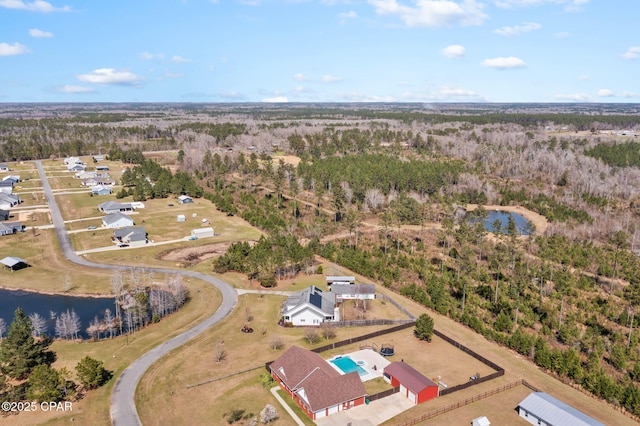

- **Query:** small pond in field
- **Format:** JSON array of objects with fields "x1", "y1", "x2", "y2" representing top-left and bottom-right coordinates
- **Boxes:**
[
  {"x1": 471, "y1": 210, "x2": 532, "y2": 235},
  {"x1": 0, "y1": 288, "x2": 113, "y2": 339}
]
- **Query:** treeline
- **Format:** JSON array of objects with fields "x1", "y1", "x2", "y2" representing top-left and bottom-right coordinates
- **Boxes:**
[
  {"x1": 500, "y1": 188, "x2": 592, "y2": 224},
  {"x1": 297, "y1": 154, "x2": 462, "y2": 200},
  {"x1": 586, "y1": 141, "x2": 640, "y2": 168},
  {"x1": 214, "y1": 235, "x2": 314, "y2": 287},
  {"x1": 119, "y1": 158, "x2": 203, "y2": 200},
  {"x1": 0, "y1": 309, "x2": 111, "y2": 406}
]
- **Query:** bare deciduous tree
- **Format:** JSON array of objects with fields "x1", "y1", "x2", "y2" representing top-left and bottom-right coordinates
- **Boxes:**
[
  {"x1": 215, "y1": 341, "x2": 227, "y2": 363},
  {"x1": 319, "y1": 323, "x2": 336, "y2": 340},
  {"x1": 29, "y1": 312, "x2": 47, "y2": 337},
  {"x1": 270, "y1": 336, "x2": 284, "y2": 350},
  {"x1": 304, "y1": 329, "x2": 320, "y2": 344}
]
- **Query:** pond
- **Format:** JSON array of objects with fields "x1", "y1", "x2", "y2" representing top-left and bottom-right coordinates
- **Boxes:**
[
  {"x1": 473, "y1": 210, "x2": 533, "y2": 235},
  {"x1": 0, "y1": 288, "x2": 114, "y2": 339}
]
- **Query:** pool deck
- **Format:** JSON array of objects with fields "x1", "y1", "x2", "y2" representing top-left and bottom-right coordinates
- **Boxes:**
[{"x1": 327, "y1": 349, "x2": 391, "y2": 382}]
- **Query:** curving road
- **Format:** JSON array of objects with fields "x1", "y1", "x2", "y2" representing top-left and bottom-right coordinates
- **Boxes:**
[{"x1": 36, "y1": 161, "x2": 238, "y2": 426}]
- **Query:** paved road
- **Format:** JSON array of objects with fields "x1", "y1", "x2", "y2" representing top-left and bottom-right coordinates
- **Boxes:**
[{"x1": 36, "y1": 161, "x2": 239, "y2": 426}]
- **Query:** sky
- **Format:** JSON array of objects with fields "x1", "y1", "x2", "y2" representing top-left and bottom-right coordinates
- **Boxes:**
[{"x1": 0, "y1": 0, "x2": 638, "y2": 103}]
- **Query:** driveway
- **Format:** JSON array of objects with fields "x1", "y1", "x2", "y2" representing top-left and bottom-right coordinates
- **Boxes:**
[
  {"x1": 314, "y1": 393, "x2": 415, "y2": 426},
  {"x1": 36, "y1": 161, "x2": 239, "y2": 426}
]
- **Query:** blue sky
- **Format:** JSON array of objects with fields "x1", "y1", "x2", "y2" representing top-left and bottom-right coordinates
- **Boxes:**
[{"x1": 0, "y1": 0, "x2": 638, "y2": 103}]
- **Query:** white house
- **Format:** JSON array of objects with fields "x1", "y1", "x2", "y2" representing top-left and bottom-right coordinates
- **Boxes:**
[
  {"x1": 102, "y1": 212, "x2": 134, "y2": 229},
  {"x1": 67, "y1": 163, "x2": 86, "y2": 172},
  {"x1": 190, "y1": 227, "x2": 214, "y2": 239},
  {"x1": 330, "y1": 283, "x2": 375, "y2": 302},
  {"x1": 517, "y1": 392, "x2": 604, "y2": 426},
  {"x1": 0, "y1": 181, "x2": 13, "y2": 194},
  {"x1": 64, "y1": 156, "x2": 83, "y2": 165},
  {"x1": 0, "y1": 164, "x2": 9, "y2": 172},
  {"x1": 471, "y1": 416, "x2": 490, "y2": 426},
  {"x1": 0, "y1": 193, "x2": 21, "y2": 207},
  {"x1": 2, "y1": 175, "x2": 20, "y2": 184},
  {"x1": 282, "y1": 286, "x2": 338, "y2": 326}
]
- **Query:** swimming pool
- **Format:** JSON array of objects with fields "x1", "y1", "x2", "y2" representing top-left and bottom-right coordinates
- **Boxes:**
[{"x1": 330, "y1": 356, "x2": 367, "y2": 376}]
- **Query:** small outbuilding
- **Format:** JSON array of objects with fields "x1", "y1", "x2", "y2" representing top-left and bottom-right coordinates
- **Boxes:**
[
  {"x1": 471, "y1": 416, "x2": 490, "y2": 426},
  {"x1": 1, "y1": 256, "x2": 30, "y2": 271},
  {"x1": 325, "y1": 275, "x2": 356, "y2": 287},
  {"x1": 383, "y1": 361, "x2": 439, "y2": 404},
  {"x1": 0, "y1": 209, "x2": 9, "y2": 221},
  {"x1": 0, "y1": 164, "x2": 9, "y2": 172},
  {"x1": 517, "y1": 392, "x2": 604, "y2": 426},
  {"x1": 177, "y1": 214, "x2": 186, "y2": 222},
  {"x1": 191, "y1": 227, "x2": 214, "y2": 239},
  {"x1": 331, "y1": 283, "x2": 376, "y2": 301},
  {"x1": 178, "y1": 195, "x2": 193, "y2": 204}
]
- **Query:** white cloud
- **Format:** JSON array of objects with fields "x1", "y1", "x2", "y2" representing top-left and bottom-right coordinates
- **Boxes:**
[
  {"x1": 293, "y1": 73, "x2": 310, "y2": 82},
  {"x1": 0, "y1": 42, "x2": 29, "y2": 56},
  {"x1": 494, "y1": 22, "x2": 541, "y2": 36},
  {"x1": 597, "y1": 89, "x2": 614, "y2": 97},
  {"x1": 0, "y1": 0, "x2": 70, "y2": 12},
  {"x1": 171, "y1": 55, "x2": 191, "y2": 63},
  {"x1": 493, "y1": 0, "x2": 588, "y2": 11},
  {"x1": 29, "y1": 28, "x2": 53, "y2": 38},
  {"x1": 262, "y1": 96, "x2": 288, "y2": 102},
  {"x1": 577, "y1": 75, "x2": 590, "y2": 80},
  {"x1": 554, "y1": 31, "x2": 570, "y2": 39},
  {"x1": 56, "y1": 85, "x2": 94, "y2": 93},
  {"x1": 442, "y1": 44, "x2": 466, "y2": 58},
  {"x1": 368, "y1": 0, "x2": 487, "y2": 28},
  {"x1": 620, "y1": 91, "x2": 640, "y2": 99},
  {"x1": 140, "y1": 51, "x2": 164, "y2": 61},
  {"x1": 322, "y1": 74, "x2": 343, "y2": 83},
  {"x1": 77, "y1": 68, "x2": 142, "y2": 85},
  {"x1": 482, "y1": 56, "x2": 527, "y2": 69},
  {"x1": 554, "y1": 93, "x2": 591, "y2": 101},
  {"x1": 621, "y1": 46, "x2": 640, "y2": 60},
  {"x1": 338, "y1": 10, "x2": 357, "y2": 24}
]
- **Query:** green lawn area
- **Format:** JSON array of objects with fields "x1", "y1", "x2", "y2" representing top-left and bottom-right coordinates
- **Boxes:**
[{"x1": 364, "y1": 377, "x2": 393, "y2": 395}]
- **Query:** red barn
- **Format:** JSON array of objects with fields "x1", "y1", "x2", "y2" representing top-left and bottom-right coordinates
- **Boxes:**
[{"x1": 383, "y1": 361, "x2": 439, "y2": 404}]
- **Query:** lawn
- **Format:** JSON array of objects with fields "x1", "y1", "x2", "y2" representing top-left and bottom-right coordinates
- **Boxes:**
[
  {"x1": 9, "y1": 276, "x2": 222, "y2": 426},
  {"x1": 0, "y1": 229, "x2": 117, "y2": 295},
  {"x1": 135, "y1": 293, "x2": 392, "y2": 425}
]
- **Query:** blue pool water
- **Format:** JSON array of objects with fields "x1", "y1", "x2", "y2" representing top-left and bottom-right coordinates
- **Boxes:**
[{"x1": 330, "y1": 356, "x2": 367, "y2": 376}]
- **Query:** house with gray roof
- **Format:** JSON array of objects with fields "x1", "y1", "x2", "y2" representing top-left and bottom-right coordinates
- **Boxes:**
[
  {"x1": 2, "y1": 175, "x2": 20, "y2": 184},
  {"x1": 91, "y1": 184, "x2": 113, "y2": 196},
  {"x1": 0, "y1": 180, "x2": 13, "y2": 194},
  {"x1": 0, "y1": 193, "x2": 21, "y2": 207},
  {"x1": 102, "y1": 212, "x2": 134, "y2": 229},
  {"x1": 0, "y1": 222, "x2": 23, "y2": 236},
  {"x1": 113, "y1": 226, "x2": 147, "y2": 247},
  {"x1": 98, "y1": 201, "x2": 133, "y2": 214},
  {"x1": 0, "y1": 209, "x2": 9, "y2": 221},
  {"x1": 517, "y1": 392, "x2": 604, "y2": 426},
  {"x1": 0, "y1": 164, "x2": 8, "y2": 172},
  {"x1": 282, "y1": 286, "x2": 338, "y2": 326}
]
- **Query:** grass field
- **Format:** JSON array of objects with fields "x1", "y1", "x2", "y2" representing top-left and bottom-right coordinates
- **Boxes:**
[{"x1": 135, "y1": 293, "x2": 392, "y2": 425}]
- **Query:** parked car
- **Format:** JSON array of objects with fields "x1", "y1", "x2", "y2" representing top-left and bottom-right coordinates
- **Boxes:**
[
  {"x1": 168, "y1": 203, "x2": 174, "y2": 206},
  {"x1": 188, "y1": 236, "x2": 198, "y2": 241},
  {"x1": 87, "y1": 225, "x2": 97, "y2": 230},
  {"x1": 118, "y1": 243, "x2": 129, "y2": 248}
]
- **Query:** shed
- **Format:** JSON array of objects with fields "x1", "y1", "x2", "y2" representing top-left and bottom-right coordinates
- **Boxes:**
[
  {"x1": 177, "y1": 214, "x2": 186, "y2": 222},
  {"x1": 1, "y1": 256, "x2": 30, "y2": 271},
  {"x1": 517, "y1": 392, "x2": 604, "y2": 426},
  {"x1": 191, "y1": 227, "x2": 214, "y2": 238},
  {"x1": 383, "y1": 361, "x2": 439, "y2": 404},
  {"x1": 325, "y1": 275, "x2": 356, "y2": 287},
  {"x1": 178, "y1": 195, "x2": 193, "y2": 204},
  {"x1": 471, "y1": 416, "x2": 490, "y2": 426},
  {"x1": 96, "y1": 165, "x2": 109, "y2": 171},
  {"x1": 0, "y1": 164, "x2": 8, "y2": 172}
]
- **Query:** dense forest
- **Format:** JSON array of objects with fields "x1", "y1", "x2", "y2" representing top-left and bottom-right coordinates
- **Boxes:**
[{"x1": 2, "y1": 103, "x2": 640, "y2": 415}]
